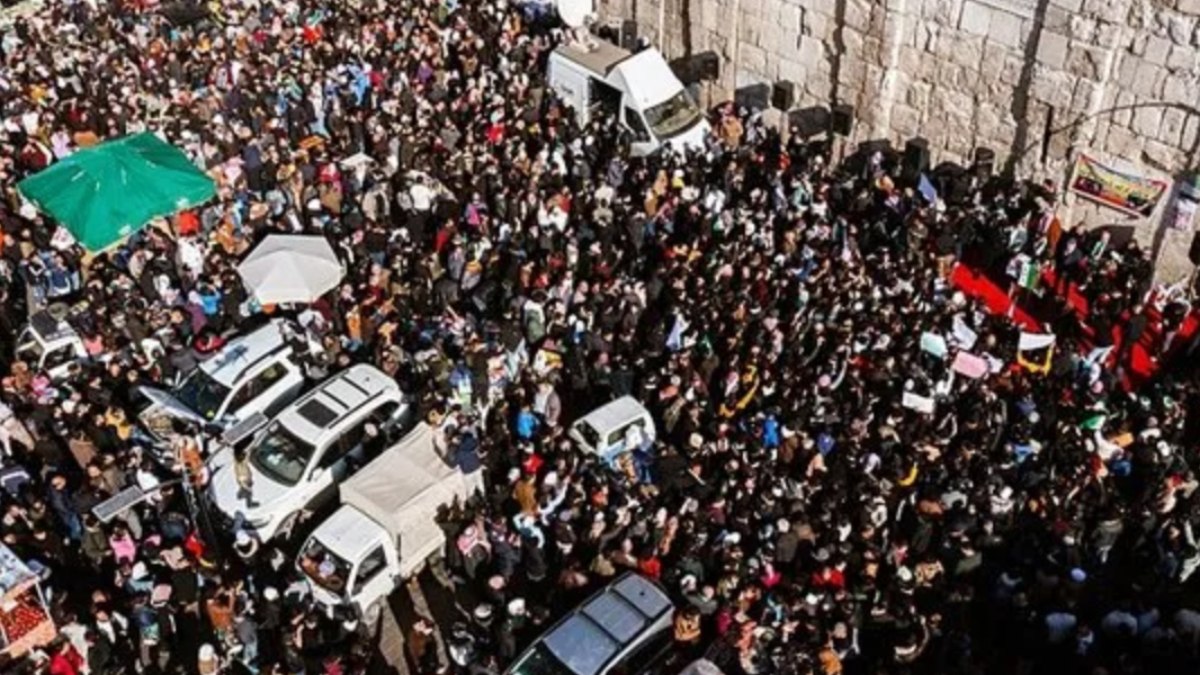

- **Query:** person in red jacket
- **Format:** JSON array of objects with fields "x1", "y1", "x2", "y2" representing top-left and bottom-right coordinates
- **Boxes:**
[{"x1": 48, "y1": 637, "x2": 84, "y2": 675}]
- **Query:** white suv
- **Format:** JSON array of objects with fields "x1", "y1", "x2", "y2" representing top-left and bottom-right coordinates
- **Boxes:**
[
  {"x1": 138, "y1": 320, "x2": 321, "y2": 452},
  {"x1": 206, "y1": 364, "x2": 414, "y2": 541}
]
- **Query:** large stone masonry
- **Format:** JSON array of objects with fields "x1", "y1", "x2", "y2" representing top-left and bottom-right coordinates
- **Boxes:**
[{"x1": 597, "y1": 0, "x2": 1200, "y2": 280}]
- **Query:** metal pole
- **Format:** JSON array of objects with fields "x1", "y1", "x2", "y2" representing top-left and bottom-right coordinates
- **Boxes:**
[{"x1": 657, "y1": 0, "x2": 665, "y2": 50}]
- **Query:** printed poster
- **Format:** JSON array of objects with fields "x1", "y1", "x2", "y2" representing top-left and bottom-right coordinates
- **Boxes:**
[{"x1": 1070, "y1": 154, "x2": 1168, "y2": 218}]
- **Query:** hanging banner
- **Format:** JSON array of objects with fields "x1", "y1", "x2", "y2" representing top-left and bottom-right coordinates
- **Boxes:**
[
  {"x1": 1070, "y1": 155, "x2": 1168, "y2": 218},
  {"x1": 1169, "y1": 175, "x2": 1200, "y2": 231}
]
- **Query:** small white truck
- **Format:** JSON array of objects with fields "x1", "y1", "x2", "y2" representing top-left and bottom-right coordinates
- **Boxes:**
[
  {"x1": 298, "y1": 423, "x2": 476, "y2": 621},
  {"x1": 547, "y1": 39, "x2": 709, "y2": 157}
]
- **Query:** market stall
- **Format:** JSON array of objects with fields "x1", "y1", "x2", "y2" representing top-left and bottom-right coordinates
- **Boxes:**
[{"x1": 0, "y1": 545, "x2": 54, "y2": 657}]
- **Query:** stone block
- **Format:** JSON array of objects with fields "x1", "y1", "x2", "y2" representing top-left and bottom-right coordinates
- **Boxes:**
[
  {"x1": 959, "y1": 1, "x2": 992, "y2": 37},
  {"x1": 907, "y1": 79, "x2": 933, "y2": 108},
  {"x1": 1093, "y1": 21, "x2": 1122, "y2": 49},
  {"x1": 845, "y1": 0, "x2": 872, "y2": 33},
  {"x1": 1116, "y1": 54, "x2": 1139, "y2": 89},
  {"x1": 1112, "y1": 91, "x2": 1136, "y2": 127},
  {"x1": 1179, "y1": 0, "x2": 1200, "y2": 16},
  {"x1": 1069, "y1": 15, "x2": 1096, "y2": 43},
  {"x1": 922, "y1": 0, "x2": 960, "y2": 23},
  {"x1": 1142, "y1": 140, "x2": 1181, "y2": 170},
  {"x1": 980, "y1": 41, "x2": 1008, "y2": 78},
  {"x1": 1066, "y1": 46, "x2": 1103, "y2": 81},
  {"x1": 1104, "y1": 125, "x2": 1141, "y2": 157},
  {"x1": 1183, "y1": 113, "x2": 1200, "y2": 150},
  {"x1": 801, "y1": 0, "x2": 838, "y2": 16},
  {"x1": 844, "y1": 27, "x2": 866, "y2": 57},
  {"x1": 1163, "y1": 73, "x2": 1195, "y2": 105},
  {"x1": 890, "y1": 104, "x2": 922, "y2": 135},
  {"x1": 1132, "y1": 105, "x2": 1164, "y2": 138},
  {"x1": 798, "y1": 36, "x2": 825, "y2": 66},
  {"x1": 1031, "y1": 67, "x2": 1075, "y2": 108},
  {"x1": 935, "y1": 61, "x2": 965, "y2": 88},
  {"x1": 949, "y1": 33, "x2": 985, "y2": 68},
  {"x1": 898, "y1": 46, "x2": 924, "y2": 75},
  {"x1": 1050, "y1": 0, "x2": 1084, "y2": 11},
  {"x1": 779, "y1": 50, "x2": 809, "y2": 80},
  {"x1": 1036, "y1": 31, "x2": 1070, "y2": 69},
  {"x1": 1000, "y1": 54, "x2": 1026, "y2": 86},
  {"x1": 1071, "y1": 78, "x2": 1100, "y2": 113},
  {"x1": 988, "y1": 11, "x2": 1025, "y2": 49},
  {"x1": 1168, "y1": 15, "x2": 1197, "y2": 44},
  {"x1": 863, "y1": 35, "x2": 884, "y2": 65},
  {"x1": 1167, "y1": 45, "x2": 1197, "y2": 70},
  {"x1": 918, "y1": 20, "x2": 939, "y2": 51},
  {"x1": 1159, "y1": 107, "x2": 1188, "y2": 146},
  {"x1": 1143, "y1": 35, "x2": 1172, "y2": 65},
  {"x1": 741, "y1": 44, "x2": 768, "y2": 75},
  {"x1": 1042, "y1": 5, "x2": 1070, "y2": 34},
  {"x1": 1133, "y1": 60, "x2": 1166, "y2": 98}
]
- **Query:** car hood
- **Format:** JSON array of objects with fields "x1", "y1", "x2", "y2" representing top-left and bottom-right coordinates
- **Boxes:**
[
  {"x1": 138, "y1": 386, "x2": 206, "y2": 426},
  {"x1": 207, "y1": 455, "x2": 296, "y2": 526}
]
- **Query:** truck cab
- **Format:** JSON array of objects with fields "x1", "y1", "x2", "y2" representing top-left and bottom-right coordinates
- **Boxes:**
[
  {"x1": 207, "y1": 364, "x2": 414, "y2": 541},
  {"x1": 298, "y1": 506, "x2": 396, "y2": 619},
  {"x1": 547, "y1": 40, "x2": 708, "y2": 157}
]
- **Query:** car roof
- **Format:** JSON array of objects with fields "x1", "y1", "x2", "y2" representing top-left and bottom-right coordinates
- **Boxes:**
[
  {"x1": 308, "y1": 505, "x2": 387, "y2": 561},
  {"x1": 276, "y1": 364, "x2": 401, "y2": 441},
  {"x1": 577, "y1": 396, "x2": 649, "y2": 434},
  {"x1": 537, "y1": 573, "x2": 673, "y2": 675},
  {"x1": 200, "y1": 320, "x2": 291, "y2": 388}
]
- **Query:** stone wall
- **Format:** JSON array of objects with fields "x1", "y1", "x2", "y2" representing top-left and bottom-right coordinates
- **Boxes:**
[{"x1": 596, "y1": 0, "x2": 1200, "y2": 280}]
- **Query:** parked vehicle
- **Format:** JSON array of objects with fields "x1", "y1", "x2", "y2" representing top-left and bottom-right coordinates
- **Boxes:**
[
  {"x1": 14, "y1": 309, "x2": 91, "y2": 382},
  {"x1": 547, "y1": 39, "x2": 708, "y2": 157},
  {"x1": 138, "y1": 319, "x2": 322, "y2": 451},
  {"x1": 568, "y1": 396, "x2": 655, "y2": 467},
  {"x1": 300, "y1": 423, "x2": 477, "y2": 621},
  {"x1": 207, "y1": 364, "x2": 414, "y2": 541},
  {"x1": 506, "y1": 573, "x2": 675, "y2": 675}
]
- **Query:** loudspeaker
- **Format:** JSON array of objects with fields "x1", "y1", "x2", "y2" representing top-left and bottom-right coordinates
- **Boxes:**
[
  {"x1": 1189, "y1": 231, "x2": 1200, "y2": 266},
  {"x1": 771, "y1": 81, "x2": 796, "y2": 111},
  {"x1": 831, "y1": 104, "x2": 854, "y2": 136},
  {"x1": 696, "y1": 51, "x2": 720, "y2": 81},
  {"x1": 973, "y1": 147, "x2": 995, "y2": 179},
  {"x1": 903, "y1": 137, "x2": 930, "y2": 182},
  {"x1": 621, "y1": 20, "x2": 638, "y2": 52}
]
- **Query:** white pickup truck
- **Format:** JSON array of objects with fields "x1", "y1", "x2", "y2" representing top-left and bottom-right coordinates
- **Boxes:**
[{"x1": 298, "y1": 423, "x2": 478, "y2": 621}]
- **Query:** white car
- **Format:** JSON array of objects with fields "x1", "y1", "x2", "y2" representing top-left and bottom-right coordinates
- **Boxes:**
[
  {"x1": 207, "y1": 364, "x2": 414, "y2": 541},
  {"x1": 14, "y1": 310, "x2": 92, "y2": 382},
  {"x1": 138, "y1": 320, "x2": 320, "y2": 451}
]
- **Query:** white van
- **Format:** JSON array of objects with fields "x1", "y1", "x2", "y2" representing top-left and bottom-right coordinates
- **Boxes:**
[
  {"x1": 568, "y1": 396, "x2": 655, "y2": 468},
  {"x1": 506, "y1": 573, "x2": 675, "y2": 675},
  {"x1": 137, "y1": 320, "x2": 320, "y2": 451},
  {"x1": 547, "y1": 40, "x2": 709, "y2": 157},
  {"x1": 207, "y1": 364, "x2": 414, "y2": 541}
]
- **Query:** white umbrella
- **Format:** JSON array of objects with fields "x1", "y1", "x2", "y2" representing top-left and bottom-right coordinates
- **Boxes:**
[{"x1": 238, "y1": 235, "x2": 344, "y2": 305}]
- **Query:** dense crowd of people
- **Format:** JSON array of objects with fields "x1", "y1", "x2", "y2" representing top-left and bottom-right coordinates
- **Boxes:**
[{"x1": 0, "y1": 0, "x2": 1197, "y2": 674}]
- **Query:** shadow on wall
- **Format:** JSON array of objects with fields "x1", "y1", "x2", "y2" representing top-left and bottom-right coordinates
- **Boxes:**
[{"x1": 1003, "y1": 0, "x2": 1053, "y2": 177}]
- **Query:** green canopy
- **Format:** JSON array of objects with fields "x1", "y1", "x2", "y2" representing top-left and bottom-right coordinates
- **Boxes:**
[{"x1": 17, "y1": 133, "x2": 215, "y2": 251}]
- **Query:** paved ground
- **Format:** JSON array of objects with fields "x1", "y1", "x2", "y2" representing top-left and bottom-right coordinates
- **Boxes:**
[{"x1": 368, "y1": 561, "x2": 473, "y2": 675}]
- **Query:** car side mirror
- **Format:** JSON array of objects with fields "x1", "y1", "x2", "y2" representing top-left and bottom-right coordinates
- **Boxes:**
[{"x1": 310, "y1": 467, "x2": 328, "y2": 482}]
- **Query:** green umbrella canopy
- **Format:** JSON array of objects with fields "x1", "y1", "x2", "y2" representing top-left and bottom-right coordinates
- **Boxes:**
[{"x1": 17, "y1": 133, "x2": 215, "y2": 251}]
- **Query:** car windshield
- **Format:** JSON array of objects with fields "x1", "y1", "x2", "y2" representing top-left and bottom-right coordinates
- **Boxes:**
[
  {"x1": 173, "y1": 368, "x2": 231, "y2": 420},
  {"x1": 509, "y1": 644, "x2": 573, "y2": 675},
  {"x1": 576, "y1": 421, "x2": 601, "y2": 449},
  {"x1": 643, "y1": 90, "x2": 702, "y2": 139},
  {"x1": 251, "y1": 423, "x2": 315, "y2": 485},
  {"x1": 299, "y1": 537, "x2": 351, "y2": 595}
]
